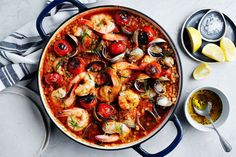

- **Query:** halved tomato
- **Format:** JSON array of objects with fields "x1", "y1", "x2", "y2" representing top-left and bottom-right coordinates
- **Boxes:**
[
  {"x1": 54, "y1": 40, "x2": 72, "y2": 56},
  {"x1": 115, "y1": 11, "x2": 131, "y2": 26},
  {"x1": 141, "y1": 26, "x2": 156, "y2": 43},
  {"x1": 109, "y1": 41, "x2": 126, "y2": 55},
  {"x1": 44, "y1": 73, "x2": 63, "y2": 85},
  {"x1": 145, "y1": 62, "x2": 162, "y2": 79},
  {"x1": 97, "y1": 103, "x2": 116, "y2": 119},
  {"x1": 79, "y1": 95, "x2": 98, "y2": 110},
  {"x1": 67, "y1": 57, "x2": 85, "y2": 74}
]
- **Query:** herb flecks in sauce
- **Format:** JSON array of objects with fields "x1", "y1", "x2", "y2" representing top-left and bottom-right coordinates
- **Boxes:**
[{"x1": 188, "y1": 90, "x2": 222, "y2": 125}]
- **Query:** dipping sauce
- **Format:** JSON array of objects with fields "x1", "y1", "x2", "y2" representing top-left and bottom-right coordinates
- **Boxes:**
[{"x1": 188, "y1": 89, "x2": 222, "y2": 125}]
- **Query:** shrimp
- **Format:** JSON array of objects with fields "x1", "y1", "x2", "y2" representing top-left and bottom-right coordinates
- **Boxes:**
[
  {"x1": 96, "y1": 62, "x2": 140, "y2": 102},
  {"x1": 118, "y1": 89, "x2": 140, "y2": 110},
  {"x1": 102, "y1": 33, "x2": 128, "y2": 41},
  {"x1": 118, "y1": 69, "x2": 132, "y2": 84},
  {"x1": 51, "y1": 72, "x2": 95, "y2": 108},
  {"x1": 95, "y1": 134, "x2": 120, "y2": 143},
  {"x1": 57, "y1": 108, "x2": 89, "y2": 131},
  {"x1": 50, "y1": 87, "x2": 67, "y2": 104},
  {"x1": 72, "y1": 72, "x2": 96, "y2": 97},
  {"x1": 95, "y1": 121, "x2": 130, "y2": 143},
  {"x1": 111, "y1": 61, "x2": 140, "y2": 71},
  {"x1": 79, "y1": 14, "x2": 115, "y2": 34},
  {"x1": 96, "y1": 68, "x2": 121, "y2": 102}
]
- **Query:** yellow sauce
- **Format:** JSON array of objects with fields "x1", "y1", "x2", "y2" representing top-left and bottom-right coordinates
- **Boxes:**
[{"x1": 188, "y1": 90, "x2": 222, "y2": 125}]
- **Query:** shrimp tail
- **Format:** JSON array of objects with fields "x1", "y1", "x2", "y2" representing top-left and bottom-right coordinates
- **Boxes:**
[{"x1": 95, "y1": 134, "x2": 120, "y2": 143}]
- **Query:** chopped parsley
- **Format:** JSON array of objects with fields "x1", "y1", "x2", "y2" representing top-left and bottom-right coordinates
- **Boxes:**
[
  {"x1": 81, "y1": 30, "x2": 91, "y2": 45},
  {"x1": 68, "y1": 117, "x2": 79, "y2": 130}
]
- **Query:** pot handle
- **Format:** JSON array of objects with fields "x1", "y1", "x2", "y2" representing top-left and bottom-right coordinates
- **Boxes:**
[
  {"x1": 36, "y1": 0, "x2": 87, "y2": 40},
  {"x1": 133, "y1": 114, "x2": 183, "y2": 157}
]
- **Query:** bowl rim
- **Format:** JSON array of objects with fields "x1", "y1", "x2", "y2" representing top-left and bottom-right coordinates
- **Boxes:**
[
  {"x1": 197, "y1": 9, "x2": 226, "y2": 43},
  {"x1": 184, "y1": 86, "x2": 230, "y2": 132}
]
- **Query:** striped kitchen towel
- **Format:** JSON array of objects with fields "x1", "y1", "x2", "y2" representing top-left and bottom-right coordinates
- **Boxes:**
[{"x1": 0, "y1": 0, "x2": 96, "y2": 91}]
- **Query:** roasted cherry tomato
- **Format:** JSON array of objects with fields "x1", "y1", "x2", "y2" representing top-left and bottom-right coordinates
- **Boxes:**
[
  {"x1": 161, "y1": 68, "x2": 172, "y2": 78},
  {"x1": 54, "y1": 40, "x2": 72, "y2": 56},
  {"x1": 67, "y1": 57, "x2": 85, "y2": 74},
  {"x1": 79, "y1": 95, "x2": 98, "y2": 110},
  {"x1": 109, "y1": 41, "x2": 126, "y2": 55},
  {"x1": 115, "y1": 11, "x2": 131, "y2": 26},
  {"x1": 145, "y1": 62, "x2": 162, "y2": 79},
  {"x1": 44, "y1": 73, "x2": 63, "y2": 85},
  {"x1": 123, "y1": 17, "x2": 139, "y2": 33},
  {"x1": 97, "y1": 103, "x2": 116, "y2": 119},
  {"x1": 141, "y1": 26, "x2": 156, "y2": 43}
]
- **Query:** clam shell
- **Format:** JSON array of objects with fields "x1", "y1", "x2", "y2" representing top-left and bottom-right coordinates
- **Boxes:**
[
  {"x1": 147, "y1": 38, "x2": 166, "y2": 57},
  {"x1": 128, "y1": 47, "x2": 145, "y2": 62},
  {"x1": 65, "y1": 34, "x2": 79, "y2": 57},
  {"x1": 102, "y1": 48, "x2": 125, "y2": 63},
  {"x1": 156, "y1": 96, "x2": 172, "y2": 107}
]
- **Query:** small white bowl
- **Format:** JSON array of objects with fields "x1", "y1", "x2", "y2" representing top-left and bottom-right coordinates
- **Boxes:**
[{"x1": 184, "y1": 86, "x2": 230, "y2": 131}]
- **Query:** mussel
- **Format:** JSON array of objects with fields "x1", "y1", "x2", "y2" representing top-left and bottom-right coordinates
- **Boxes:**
[
  {"x1": 86, "y1": 61, "x2": 106, "y2": 72},
  {"x1": 128, "y1": 47, "x2": 145, "y2": 63},
  {"x1": 65, "y1": 34, "x2": 79, "y2": 57},
  {"x1": 102, "y1": 48, "x2": 125, "y2": 63},
  {"x1": 147, "y1": 38, "x2": 166, "y2": 57},
  {"x1": 156, "y1": 96, "x2": 173, "y2": 107}
]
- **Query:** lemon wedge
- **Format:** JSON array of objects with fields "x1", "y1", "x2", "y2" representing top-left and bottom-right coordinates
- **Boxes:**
[
  {"x1": 202, "y1": 43, "x2": 225, "y2": 62},
  {"x1": 186, "y1": 27, "x2": 202, "y2": 53},
  {"x1": 193, "y1": 63, "x2": 212, "y2": 80},
  {"x1": 220, "y1": 37, "x2": 236, "y2": 62}
]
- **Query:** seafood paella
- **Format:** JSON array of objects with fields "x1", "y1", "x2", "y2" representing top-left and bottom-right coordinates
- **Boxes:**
[{"x1": 40, "y1": 9, "x2": 179, "y2": 146}]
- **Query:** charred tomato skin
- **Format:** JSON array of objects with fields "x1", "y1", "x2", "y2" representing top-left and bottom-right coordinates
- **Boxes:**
[
  {"x1": 115, "y1": 11, "x2": 131, "y2": 26},
  {"x1": 67, "y1": 57, "x2": 85, "y2": 74},
  {"x1": 97, "y1": 103, "x2": 116, "y2": 119},
  {"x1": 145, "y1": 62, "x2": 162, "y2": 79},
  {"x1": 141, "y1": 26, "x2": 156, "y2": 43},
  {"x1": 123, "y1": 17, "x2": 139, "y2": 33},
  {"x1": 109, "y1": 41, "x2": 127, "y2": 55},
  {"x1": 54, "y1": 40, "x2": 72, "y2": 56},
  {"x1": 79, "y1": 95, "x2": 98, "y2": 110},
  {"x1": 44, "y1": 73, "x2": 63, "y2": 85}
]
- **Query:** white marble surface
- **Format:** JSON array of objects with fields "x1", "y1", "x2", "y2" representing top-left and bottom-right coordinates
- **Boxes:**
[{"x1": 0, "y1": 0, "x2": 236, "y2": 157}]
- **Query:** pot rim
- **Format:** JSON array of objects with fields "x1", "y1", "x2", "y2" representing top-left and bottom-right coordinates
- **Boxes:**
[{"x1": 37, "y1": 5, "x2": 183, "y2": 150}]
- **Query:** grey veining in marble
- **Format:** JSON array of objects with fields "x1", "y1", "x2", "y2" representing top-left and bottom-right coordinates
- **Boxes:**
[{"x1": 0, "y1": 0, "x2": 236, "y2": 157}]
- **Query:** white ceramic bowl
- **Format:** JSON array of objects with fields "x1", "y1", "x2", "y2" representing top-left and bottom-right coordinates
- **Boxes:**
[{"x1": 184, "y1": 86, "x2": 230, "y2": 131}]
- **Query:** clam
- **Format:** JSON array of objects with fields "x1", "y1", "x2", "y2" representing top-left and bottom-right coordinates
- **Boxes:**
[
  {"x1": 156, "y1": 96, "x2": 173, "y2": 107},
  {"x1": 164, "y1": 56, "x2": 174, "y2": 67},
  {"x1": 128, "y1": 47, "x2": 145, "y2": 63},
  {"x1": 121, "y1": 27, "x2": 133, "y2": 35},
  {"x1": 86, "y1": 61, "x2": 106, "y2": 72},
  {"x1": 65, "y1": 34, "x2": 79, "y2": 57},
  {"x1": 154, "y1": 81, "x2": 165, "y2": 94},
  {"x1": 147, "y1": 38, "x2": 166, "y2": 57},
  {"x1": 123, "y1": 118, "x2": 136, "y2": 129},
  {"x1": 132, "y1": 29, "x2": 139, "y2": 48},
  {"x1": 158, "y1": 76, "x2": 170, "y2": 82},
  {"x1": 102, "y1": 48, "x2": 125, "y2": 63},
  {"x1": 134, "y1": 74, "x2": 150, "y2": 93}
]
